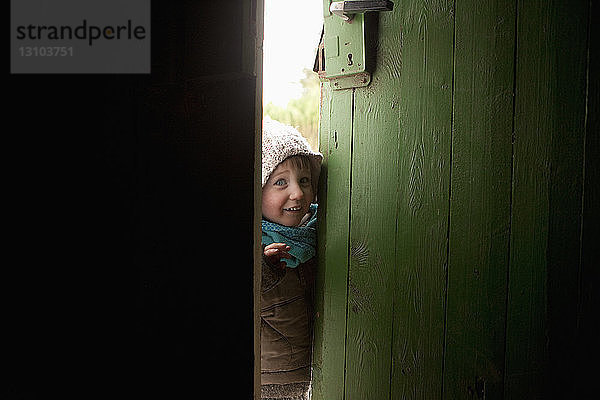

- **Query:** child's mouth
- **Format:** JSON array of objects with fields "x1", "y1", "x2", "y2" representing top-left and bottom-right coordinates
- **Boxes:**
[{"x1": 283, "y1": 206, "x2": 302, "y2": 212}]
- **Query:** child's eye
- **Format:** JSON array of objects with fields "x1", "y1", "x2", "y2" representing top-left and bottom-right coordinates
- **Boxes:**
[
  {"x1": 300, "y1": 177, "x2": 311, "y2": 185},
  {"x1": 274, "y1": 178, "x2": 286, "y2": 186}
]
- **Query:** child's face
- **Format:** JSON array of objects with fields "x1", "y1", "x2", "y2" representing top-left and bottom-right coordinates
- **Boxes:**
[{"x1": 262, "y1": 158, "x2": 314, "y2": 227}]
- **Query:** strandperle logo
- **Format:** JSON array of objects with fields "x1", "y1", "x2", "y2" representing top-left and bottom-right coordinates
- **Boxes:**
[
  {"x1": 15, "y1": 19, "x2": 147, "y2": 47},
  {"x1": 11, "y1": 0, "x2": 151, "y2": 74}
]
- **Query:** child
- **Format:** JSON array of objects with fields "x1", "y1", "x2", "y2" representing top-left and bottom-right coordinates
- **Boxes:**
[{"x1": 260, "y1": 118, "x2": 323, "y2": 400}]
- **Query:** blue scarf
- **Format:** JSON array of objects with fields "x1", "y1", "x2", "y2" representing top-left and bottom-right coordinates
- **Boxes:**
[{"x1": 262, "y1": 204, "x2": 318, "y2": 268}]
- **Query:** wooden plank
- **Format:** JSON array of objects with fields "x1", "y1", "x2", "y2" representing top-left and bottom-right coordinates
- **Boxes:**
[
  {"x1": 504, "y1": 0, "x2": 554, "y2": 397},
  {"x1": 544, "y1": 0, "x2": 589, "y2": 397},
  {"x1": 442, "y1": 0, "x2": 515, "y2": 398},
  {"x1": 506, "y1": 0, "x2": 590, "y2": 397},
  {"x1": 251, "y1": 1, "x2": 263, "y2": 398},
  {"x1": 390, "y1": 0, "x2": 456, "y2": 398},
  {"x1": 575, "y1": 2, "x2": 600, "y2": 397},
  {"x1": 312, "y1": 83, "x2": 353, "y2": 400},
  {"x1": 342, "y1": 22, "x2": 403, "y2": 396}
]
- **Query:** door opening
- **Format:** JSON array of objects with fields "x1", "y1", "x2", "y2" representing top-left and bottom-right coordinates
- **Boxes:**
[{"x1": 259, "y1": 1, "x2": 324, "y2": 399}]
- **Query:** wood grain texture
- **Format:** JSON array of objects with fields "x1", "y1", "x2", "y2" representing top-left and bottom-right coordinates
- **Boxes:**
[
  {"x1": 312, "y1": 84, "x2": 353, "y2": 400},
  {"x1": 504, "y1": 0, "x2": 554, "y2": 397},
  {"x1": 443, "y1": 0, "x2": 515, "y2": 398},
  {"x1": 544, "y1": 0, "x2": 589, "y2": 397},
  {"x1": 505, "y1": 0, "x2": 589, "y2": 398},
  {"x1": 313, "y1": 1, "x2": 592, "y2": 398},
  {"x1": 391, "y1": 0, "x2": 455, "y2": 398},
  {"x1": 575, "y1": 2, "x2": 600, "y2": 397},
  {"x1": 252, "y1": 1, "x2": 264, "y2": 397},
  {"x1": 343, "y1": 40, "x2": 402, "y2": 399}
]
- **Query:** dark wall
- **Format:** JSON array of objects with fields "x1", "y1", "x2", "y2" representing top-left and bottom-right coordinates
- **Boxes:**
[{"x1": 6, "y1": 1, "x2": 258, "y2": 399}]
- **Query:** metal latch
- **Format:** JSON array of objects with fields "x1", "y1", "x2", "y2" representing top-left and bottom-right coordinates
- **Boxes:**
[
  {"x1": 329, "y1": 1, "x2": 394, "y2": 21},
  {"x1": 319, "y1": 0, "x2": 394, "y2": 89}
]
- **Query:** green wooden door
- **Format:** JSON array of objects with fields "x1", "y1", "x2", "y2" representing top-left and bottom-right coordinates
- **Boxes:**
[{"x1": 312, "y1": 0, "x2": 591, "y2": 399}]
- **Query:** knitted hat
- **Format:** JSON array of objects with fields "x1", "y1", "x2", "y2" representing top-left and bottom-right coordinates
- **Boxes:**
[{"x1": 262, "y1": 117, "x2": 323, "y2": 188}]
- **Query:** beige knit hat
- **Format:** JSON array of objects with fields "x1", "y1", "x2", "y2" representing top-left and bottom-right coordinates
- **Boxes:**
[{"x1": 262, "y1": 117, "x2": 323, "y2": 188}]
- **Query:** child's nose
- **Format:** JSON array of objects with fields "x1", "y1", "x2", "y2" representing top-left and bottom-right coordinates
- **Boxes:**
[{"x1": 289, "y1": 184, "x2": 304, "y2": 200}]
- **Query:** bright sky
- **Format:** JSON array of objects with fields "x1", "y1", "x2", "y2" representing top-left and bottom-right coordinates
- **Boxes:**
[{"x1": 263, "y1": 0, "x2": 324, "y2": 107}]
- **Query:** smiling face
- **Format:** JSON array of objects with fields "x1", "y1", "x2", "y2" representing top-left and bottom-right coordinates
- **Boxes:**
[{"x1": 262, "y1": 156, "x2": 315, "y2": 227}]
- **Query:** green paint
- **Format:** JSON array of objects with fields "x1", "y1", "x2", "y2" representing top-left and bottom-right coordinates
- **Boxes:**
[
  {"x1": 312, "y1": 0, "x2": 591, "y2": 398},
  {"x1": 323, "y1": 12, "x2": 367, "y2": 78},
  {"x1": 443, "y1": 0, "x2": 515, "y2": 398},
  {"x1": 391, "y1": 0, "x2": 455, "y2": 397},
  {"x1": 505, "y1": 0, "x2": 589, "y2": 398},
  {"x1": 344, "y1": 58, "x2": 400, "y2": 400},
  {"x1": 504, "y1": 0, "x2": 553, "y2": 391},
  {"x1": 312, "y1": 84, "x2": 353, "y2": 400}
]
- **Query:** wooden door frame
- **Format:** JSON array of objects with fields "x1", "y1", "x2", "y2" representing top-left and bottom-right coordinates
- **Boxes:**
[{"x1": 250, "y1": 0, "x2": 264, "y2": 398}]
